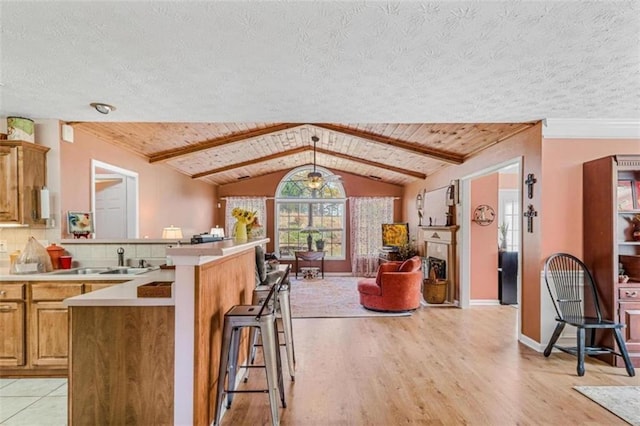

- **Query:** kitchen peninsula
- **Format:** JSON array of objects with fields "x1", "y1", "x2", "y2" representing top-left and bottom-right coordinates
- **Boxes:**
[{"x1": 64, "y1": 238, "x2": 268, "y2": 426}]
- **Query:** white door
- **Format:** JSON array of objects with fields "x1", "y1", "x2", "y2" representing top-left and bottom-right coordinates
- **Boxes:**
[{"x1": 95, "y1": 176, "x2": 127, "y2": 238}]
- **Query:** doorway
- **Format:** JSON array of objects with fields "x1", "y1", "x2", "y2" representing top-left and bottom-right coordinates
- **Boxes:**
[
  {"x1": 91, "y1": 160, "x2": 139, "y2": 239},
  {"x1": 459, "y1": 157, "x2": 523, "y2": 337}
]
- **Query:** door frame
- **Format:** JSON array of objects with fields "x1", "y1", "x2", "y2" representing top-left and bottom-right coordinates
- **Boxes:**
[
  {"x1": 91, "y1": 159, "x2": 139, "y2": 238},
  {"x1": 459, "y1": 156, "x2": 523, "y2": 337}
]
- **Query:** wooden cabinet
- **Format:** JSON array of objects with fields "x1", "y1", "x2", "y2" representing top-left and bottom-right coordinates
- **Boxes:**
[
  {"x1": 0, "y1": 141, "x2": 49, "y2": 226},
  {"x1": 29, "y1": 282, "x2": 83, "y2": 367},
  {"x1": 583, "y1": 155, "x2": 640, "y2": 368},
  {"x1": 0, "y1": 280, "x2": 125, "y2": 376},
  {"x1": 0, "y1": 283, "x2": 26, "y2": 367}
]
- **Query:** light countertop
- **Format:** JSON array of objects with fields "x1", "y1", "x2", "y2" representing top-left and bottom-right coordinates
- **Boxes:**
[{"x1": 63, "y1": 269, "x2": 176, "y2": 307}]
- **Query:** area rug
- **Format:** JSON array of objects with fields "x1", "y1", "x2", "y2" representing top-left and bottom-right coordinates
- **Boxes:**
[
  {"x1": 289, "y1": 276, "x2": 411, "y2": 318},
  {"x1": 574, "y1": 386, "x2": 640, "y2": 425}
]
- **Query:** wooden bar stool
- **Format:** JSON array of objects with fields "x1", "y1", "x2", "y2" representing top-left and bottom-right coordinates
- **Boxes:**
[
  {"x1": 248, "y1": 270, "x2": 296, "y2": 381},
  {"x1": 213, "y1": 283, "x2": 285, "y2": 426}
]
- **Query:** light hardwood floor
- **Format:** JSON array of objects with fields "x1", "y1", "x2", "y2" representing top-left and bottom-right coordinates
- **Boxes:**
[{"x1": 221, "y1": 305, "x2": 638, "y2": 425}]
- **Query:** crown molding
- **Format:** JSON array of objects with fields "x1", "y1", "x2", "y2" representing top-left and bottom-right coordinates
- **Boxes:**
[{"x1": 542, "y1": 118, "x2": 640, "y2": 139}]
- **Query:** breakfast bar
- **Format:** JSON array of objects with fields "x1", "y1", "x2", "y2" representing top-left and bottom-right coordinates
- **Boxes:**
[{"x1": 64, "y1": 238, "x2": 268, "y2": 426}]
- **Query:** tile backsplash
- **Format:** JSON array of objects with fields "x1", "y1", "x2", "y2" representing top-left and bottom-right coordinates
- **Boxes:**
[{"x1": 0, "y1": 227, "x2": 172, "y2": 270}]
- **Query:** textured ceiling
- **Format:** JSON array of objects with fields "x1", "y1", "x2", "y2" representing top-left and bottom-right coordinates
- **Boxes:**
[{"x1": 1, "y1": 1, "x2": 639, "y2": 123}]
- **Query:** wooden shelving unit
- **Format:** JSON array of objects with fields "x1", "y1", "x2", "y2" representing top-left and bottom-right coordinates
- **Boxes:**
[{"x1": 583, "y1": 155, "x2": 640, "y2": 368}]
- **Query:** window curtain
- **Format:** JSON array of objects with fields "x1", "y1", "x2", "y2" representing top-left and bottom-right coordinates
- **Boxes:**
[
  {"x1": 350, "y1": 197, "x2": 394, "y2": 277},
  {"x1": 225, "y1": 197, "x2": 267, "y2": 238}
]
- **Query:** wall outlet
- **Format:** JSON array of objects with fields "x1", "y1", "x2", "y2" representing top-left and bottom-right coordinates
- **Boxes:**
[{"x1": 0, "y1": 240, "x2": 7, "y2": 253}]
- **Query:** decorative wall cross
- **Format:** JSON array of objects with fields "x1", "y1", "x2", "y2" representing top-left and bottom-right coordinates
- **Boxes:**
[
  {"x1": 525, "y1": 173, "x2": 537, "y2": 199},
  {"x1": 524, "y1": 204, "x2": 538, "y2": 233}
]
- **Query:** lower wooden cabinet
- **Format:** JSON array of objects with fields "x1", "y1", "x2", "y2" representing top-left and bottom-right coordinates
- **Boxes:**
[
  {"x1": 0, "y1": 302, "x2": 25, "y2": 367},
  {"x1": 0, "y1": 283, "x2": 26, "y2": 367},
  {"x1": 619, "y1": 301, "x2": 640, "y2": 366},
  {"x1": 29, "y1": 282, "x2": 83, "y2": 368},
  {"x1": 0, "y1": 280, "x2": 124, "y2": 376}
]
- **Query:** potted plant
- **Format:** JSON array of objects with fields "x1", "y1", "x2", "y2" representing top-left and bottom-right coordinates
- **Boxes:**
[
  {"x1": 315, "y1": 238, "x2": 325, "y2": 251},
  {"x1": 397, "y1": 239, "x2": 417, "y2": 260},
  {"x1": 499, "y1": 222, "x2": 509, "y2": 251}
]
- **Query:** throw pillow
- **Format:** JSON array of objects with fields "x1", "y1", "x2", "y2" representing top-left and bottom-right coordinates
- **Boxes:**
[{"x1": 399, "y1": 256, "x2": 420, "y2": 272}]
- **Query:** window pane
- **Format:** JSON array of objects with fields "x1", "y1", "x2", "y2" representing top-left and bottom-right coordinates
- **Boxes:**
[{"x1": 276, "y1": 167, "x2": 346, "y2": 259}]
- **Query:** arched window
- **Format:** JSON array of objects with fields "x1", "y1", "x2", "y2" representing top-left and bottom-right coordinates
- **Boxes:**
[{"x1": 275, "y1": 166, "x2": 346, "y2": 259}]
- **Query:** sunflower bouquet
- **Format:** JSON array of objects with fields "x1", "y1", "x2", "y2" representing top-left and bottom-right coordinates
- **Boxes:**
[
  {"x1": 231, "y1": 208, "x2": 257, "y2": 240},
  {"x1": 232, "y1": 207, "x2": 256, "y2": 225}
]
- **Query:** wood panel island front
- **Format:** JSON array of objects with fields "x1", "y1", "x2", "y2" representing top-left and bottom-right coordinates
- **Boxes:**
[{"x1": 64, "y1": 238, "x2": 268, "y2": 426}]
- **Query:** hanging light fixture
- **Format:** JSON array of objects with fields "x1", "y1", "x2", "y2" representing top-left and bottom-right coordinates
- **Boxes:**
[{"x1": 305, "y1": 135, "x2": 324, "y2": 189}]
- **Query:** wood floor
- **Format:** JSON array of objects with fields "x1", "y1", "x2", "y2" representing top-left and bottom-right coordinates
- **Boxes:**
[{"x1": 220, "y1": 306, "x2": 638, "y2": 425}]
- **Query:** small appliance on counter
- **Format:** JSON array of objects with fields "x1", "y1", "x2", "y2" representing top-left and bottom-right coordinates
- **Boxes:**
[{"x1": 190, "y1": 233, "x2": 225, "y2": 244}]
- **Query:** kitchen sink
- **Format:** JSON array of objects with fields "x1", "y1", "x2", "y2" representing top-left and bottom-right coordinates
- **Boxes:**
[
  {"x1": 51, "y1": 267, "x2": 110, "y2": 275},
  {"x1": 50, "y1": 267, "x2": 153, "y2": 275},
  {"x1": 99, "y1": 267, "x2": 151, "y2": 275}
]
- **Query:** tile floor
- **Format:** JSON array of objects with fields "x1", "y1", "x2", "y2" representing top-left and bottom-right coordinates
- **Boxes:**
[{"x1": 0, "y1": 379, "x2": 66, "y2": 425}]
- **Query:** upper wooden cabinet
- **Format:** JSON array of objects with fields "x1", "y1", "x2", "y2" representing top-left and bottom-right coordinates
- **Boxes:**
[{"x1": 0, "y1": 141, "x2": 49, "y2": 226}]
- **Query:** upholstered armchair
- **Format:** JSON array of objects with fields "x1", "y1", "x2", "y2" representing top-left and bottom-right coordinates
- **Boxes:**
[{"x1": 357, "y1": 256, "x2": 422, "y2": 312}]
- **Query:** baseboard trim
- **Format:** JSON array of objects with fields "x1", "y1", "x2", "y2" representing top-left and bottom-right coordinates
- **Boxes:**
[
  {"x1": 519, "y1": 334, "x2": 543, "y2": 352},
  {"x1": 470, "y1": 299, "x2": 501, "y2": 306}
]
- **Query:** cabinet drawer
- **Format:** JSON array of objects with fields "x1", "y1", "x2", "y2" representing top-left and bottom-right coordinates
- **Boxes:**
[
  {"x1": 619, "y1": 287, "x2": 640, "y2": 301},
  {"x1": 0, "y1": 283, "x2": 25, "y2": 300},
  {"x1": 31, "y1": 283, "x2": 83, "y2": 301}
]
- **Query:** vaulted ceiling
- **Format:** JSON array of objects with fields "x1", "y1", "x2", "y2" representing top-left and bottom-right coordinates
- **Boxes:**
[
  {"x1": 71, "y1": 122, "x2": 535, "y2": 186},
  {"x1": 1, "y1": 2, "x2": 637, "y2": 186}
]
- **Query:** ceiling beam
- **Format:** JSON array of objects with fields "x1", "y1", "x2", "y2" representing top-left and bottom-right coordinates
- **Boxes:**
[
  {"x1": 148, "y1": 123, "x2": 302, "y2": 163},
  {"x1": 192, "y1": 145, "x2": 426, "y2": 180},
  {"x1": 313, "y1": 147, "x2": 426, "y2": 179},
  {"x1": 312, "y1": 123, "x2": 464, "y2": 164}
]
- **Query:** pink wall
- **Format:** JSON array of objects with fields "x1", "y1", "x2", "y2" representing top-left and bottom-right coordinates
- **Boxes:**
[
  {"x1": 219, "y1": 168, "x2": 404, "y2": 273},
  {"x1": 541, "y1": 138, "x2": 640, "y2": 259},
  {"x1": 61, "y1": 128, "x2": 217, "y2": 238},
  {"x1": 470, "y1": 173, "x2": 499, "y2": 300},
  {"x1": 404, "y1": 123, "x2": 543, "y2": 341}
]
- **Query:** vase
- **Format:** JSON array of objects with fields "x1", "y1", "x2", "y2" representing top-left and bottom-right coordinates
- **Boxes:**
[{"x1": 234, "y1": 221, "x2": 248, "y2": 241}]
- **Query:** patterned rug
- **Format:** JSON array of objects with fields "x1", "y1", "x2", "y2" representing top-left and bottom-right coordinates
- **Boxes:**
[
  {"x1": 574, "y1": 386, "x2": 640, "y2": 425},
  {"x1": 289, "y1": 275, "x2": 412, "y2": 318}
]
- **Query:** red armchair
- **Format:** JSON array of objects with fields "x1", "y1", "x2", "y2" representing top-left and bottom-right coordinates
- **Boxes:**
[{"x1": 357, "y1": 256, "x2": 422, "y2": 312}]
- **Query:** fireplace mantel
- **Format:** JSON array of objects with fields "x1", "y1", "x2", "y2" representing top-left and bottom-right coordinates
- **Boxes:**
[{"x1": 418, "y1": 225, "x2": 459, "y2": 304}]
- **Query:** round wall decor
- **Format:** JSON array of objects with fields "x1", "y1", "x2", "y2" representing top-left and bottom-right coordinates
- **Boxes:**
[{"x1": 472, "y1": 204, "x2": 495, "y2": 226}]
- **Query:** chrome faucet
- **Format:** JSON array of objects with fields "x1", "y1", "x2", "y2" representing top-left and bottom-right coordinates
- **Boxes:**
[
  {"x1": 138, "y1": 259, "x2": 149, "y2": 268},
  {"x1": 117, "y1": 247, "x2": 125, "y2": 267}
]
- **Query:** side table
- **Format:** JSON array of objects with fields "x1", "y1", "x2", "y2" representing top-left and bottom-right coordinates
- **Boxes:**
[{"x1": 294, "y1": 251, "x2": 325, "y2": 279}]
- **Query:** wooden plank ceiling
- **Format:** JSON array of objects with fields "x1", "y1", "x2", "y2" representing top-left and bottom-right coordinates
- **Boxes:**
[{"x1": 71, "y1": 122, "x2": 536, "y2": 186}]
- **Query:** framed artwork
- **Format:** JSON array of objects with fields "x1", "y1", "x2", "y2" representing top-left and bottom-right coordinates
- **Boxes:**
[
  {"x1": 67, "y1": 211, "x2": 94, "y2": 234},
  {"x1": 617, "y1": 180, "x2": 634, "y2": 211}
]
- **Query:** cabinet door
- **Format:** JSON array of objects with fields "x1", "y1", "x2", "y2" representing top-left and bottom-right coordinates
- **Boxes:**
[
  {"x1": 0, "y1": 302, "x2": 25, "y2": 366},
  {"x1": 0, "y1": 145, "x2": 19, "y2": 222},
  {"x1": 29, "y1": 282, "x2": 82, "y2": 368},
  {"x1": 21, "y1": 144, "x2": 47, "y2": 226},
  {"x1": 619, "y1": 302, "x2": 640, "y2": 355},
  {"x1": 29, "y1": 301, "x2": 70, "y2": 367}
]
